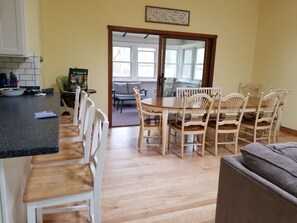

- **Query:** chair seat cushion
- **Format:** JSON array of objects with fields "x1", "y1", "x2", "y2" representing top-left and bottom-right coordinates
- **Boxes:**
[
  {"x1": 144, "y1": 118, "x2": 160, "y2": 126},
  {"x1": 59, "y1": 125, "x2": 79, "y2": 138},
  {"x1": 170, "y1": 122, "x2": 204, "y2": 131},
  {"x1": 208, "y1": 121, "x2": 237, "y2": 130},
  {"x1": 31, "y1": 141, "x2": 83, "y2": 164},
  {"x1": 60, "y1": 115, "x2": 73, "y2": 125},
  {"x1": 241, "y1": 142, "x2": 297, "y2": 197},
  {"x1": 23, "y1": 164, "x2": 93, "y2": 203},
  {"x1": 241, "y1": 118, "x2": 270, "y2": 127}
]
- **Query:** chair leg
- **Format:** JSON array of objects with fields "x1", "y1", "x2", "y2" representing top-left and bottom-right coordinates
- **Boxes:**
[
  {"x1": 137, "y1": 130, "x2": 141, "y2": 152},
  {"x1": 27, "y1": 204, "x2": 36, "y2": 223},
  {"x1": 215, "y1": 132, "x2": 218, "y2": 156},
  {"x1": 87, "y1": 199, "x2": 92, "y2": 222},
  {"x1": 234, "y1": 133, "x2": 239, "y2": 154},
  {"x1": 181, "y1": 135, "x2": 184, "y2": 159},
  {"x1": 139, "y1": 131, "x2": 143, "y2": 152},
  {"x1": 36, "y1": 208, "x2": 43, "y2": 223},
  {"x1": 147, "y1": 130, "x2": 151, "y2": 143}
]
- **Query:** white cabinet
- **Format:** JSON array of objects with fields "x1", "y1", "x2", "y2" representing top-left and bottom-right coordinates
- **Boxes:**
[{"x1": 0, "y1": 0, "x2": 26, "y2": 56}]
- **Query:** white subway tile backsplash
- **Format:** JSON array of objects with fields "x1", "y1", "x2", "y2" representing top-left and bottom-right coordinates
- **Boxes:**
[
  {"x1": 18, "y1": 80, "x2": 25, "y2": 86},
  {"x1": 25, "y1": 69, "x2": 35, "y2": 75},
  {"x1": 24, "y1": 57, "x2": 34, "y2": 63},
  {"x1": 20, "y1": 74, "x2": 33, "y2": 81},
  {"x1": 5, "y1": 62, "x2": 18, "y2": 69},
  {"x1": 19, "y1": 63, "x2": 32, "y2": 69},
  {"x1": 0, "y1": 54, "x2": 40, "y2": 87},
  {"x1": 0, "y1": 57, "x2": 11, "y2": 62},
  {"x1": 26, "y1": 81, "x2": 35, "y2": 86},
  {"x1": 34, "y1": 69, "x2": 40, "y2": 75},
  {"x1": 11, "y1": 57, "x2": 25, "y2": 63}
]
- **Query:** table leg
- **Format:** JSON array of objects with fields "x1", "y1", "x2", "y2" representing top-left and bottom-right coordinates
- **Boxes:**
[
  {"x1": 162, "y1": 109, "x2": 169, "y2": 156},
  {"x1": 120, "y1": 100, "x2": 124, "y2": 113}
]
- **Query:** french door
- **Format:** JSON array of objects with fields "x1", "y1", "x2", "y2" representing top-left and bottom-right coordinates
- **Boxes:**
[
  {"x1": 108, "y1": 25, "x2": 217, "y2": 127},
  {"x1": 158, "y1": 36, "x2": 216, "y2": 97}
]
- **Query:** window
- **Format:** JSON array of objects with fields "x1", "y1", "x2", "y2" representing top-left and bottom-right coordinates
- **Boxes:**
[
  {"x1": 113, "y1": 44, "x2": 157, "y2": 80},
  {"x1": 137, "y1": 47, "x2": 156, "y2": 78},
  {"x1": 164, "y1": 49, "x2": 178, "y2": 78},
  {"x1": 194, "y1": 48, "x2": 205, "y2": 81},
  {"x1": 181, "y1": 49, "x2": 193, "y2": 79},
  {"x1": 113, "y1": 46, "x2": 131, "y2": 77}
]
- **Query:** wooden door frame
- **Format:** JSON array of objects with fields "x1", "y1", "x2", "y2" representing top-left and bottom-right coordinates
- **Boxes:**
[{"x1": 108, "y1": 25, "x2": 217, "y2": 127}]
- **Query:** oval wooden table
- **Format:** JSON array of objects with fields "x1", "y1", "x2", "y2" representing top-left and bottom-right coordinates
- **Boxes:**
[{"x1": 142, "y1": 97, "x2": 261, "y2": 156}]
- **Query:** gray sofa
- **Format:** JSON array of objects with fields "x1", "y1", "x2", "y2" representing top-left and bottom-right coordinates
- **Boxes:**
[
  {"x1": 112, "y1": 82, "x2": 147, "y2": 113},
  {"x1": 215, "y1": 142, "x2": 297, "y2": 223}
]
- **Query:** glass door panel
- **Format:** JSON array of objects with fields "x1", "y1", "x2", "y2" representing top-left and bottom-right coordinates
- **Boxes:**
[{"x1": 158, "y1": 37, "x2": 207, "y2": 97}]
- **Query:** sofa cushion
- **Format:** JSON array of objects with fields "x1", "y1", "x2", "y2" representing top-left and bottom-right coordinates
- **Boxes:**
[
  {"x1": 266, "y1": 142, "x2": 297, "y2": 162},
  {"x1": 241, "y1": 142, "x2": 297, "y2": 197},
  {"x1": 113, "y1": 82, "x2": 128, "y2": 94},
  {"x1": 128, "y1": 82, "x2": 141, "y2": 94}
]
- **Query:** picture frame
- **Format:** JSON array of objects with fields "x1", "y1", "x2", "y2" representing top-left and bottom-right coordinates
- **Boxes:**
[
  {"x1": 67, "y1": 67, "x2": 88, "y2": 92},
  {"x1": 145, "y1": 6, "x2": 190, "y2": 26}
]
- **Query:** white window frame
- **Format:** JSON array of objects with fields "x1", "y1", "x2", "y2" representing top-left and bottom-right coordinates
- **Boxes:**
[
  {"x1": 112, "y1": 46, "x2": 132, "y2": 78},
  {"x1": 113, "y1": 42, "x2": 158, "y2": 82},
  {"x1": 164, "y1": 48, "x2": 179, "y2": 78}
]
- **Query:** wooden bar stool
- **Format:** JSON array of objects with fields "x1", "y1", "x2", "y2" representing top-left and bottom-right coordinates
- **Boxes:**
[
  {"x1": 23, "y1": 109, "x2": 109, "y2": 223},
  {"x1": 60, "y1": 86, "x2": 81, "y2": 126},
  {"x1": 59, "y1": 91, "x2": 88, "y2": 142},
  {"x1": 31, "y1": 97, "x2": 95, "y2": 165}
]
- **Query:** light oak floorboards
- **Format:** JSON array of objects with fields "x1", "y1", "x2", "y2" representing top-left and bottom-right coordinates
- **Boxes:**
[{"x1": 43, "y1": 127, "x2": 297, "y2": 223}]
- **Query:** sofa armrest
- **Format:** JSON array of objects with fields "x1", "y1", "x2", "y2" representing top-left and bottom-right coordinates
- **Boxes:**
[
  {"x1": 112, "y1": 89, "x2": 115, "y2": 99},
  {"x1": 140, "y1": 88, "x2": 147, "y2": 96},
  {"x1": 215, "y1": 155, "x2": 297, "y2": 223}
]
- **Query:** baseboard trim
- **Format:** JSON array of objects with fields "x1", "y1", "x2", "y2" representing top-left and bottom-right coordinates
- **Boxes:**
[{"x1": 280, "y1": 126, "x2": 297, "y2": 136}]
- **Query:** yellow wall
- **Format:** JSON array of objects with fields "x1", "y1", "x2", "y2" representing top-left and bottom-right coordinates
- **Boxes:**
[
  {"x1": 253, "y1": 0, "x2": 297, "y2": 129},
  {"x1": 24, "y1": 0, "x2": 41, "y2": 53},
  {"x1": 36, "y1": 0, "x2": 259, "y2": 116}
]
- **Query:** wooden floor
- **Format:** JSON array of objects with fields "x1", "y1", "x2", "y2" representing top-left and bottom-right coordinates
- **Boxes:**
[{"x1": 43, "y1": 127, "x2": 297, "y2": 223}]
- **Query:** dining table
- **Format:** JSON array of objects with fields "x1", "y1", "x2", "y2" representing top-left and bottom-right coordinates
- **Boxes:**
[{"x1": 141, "y1": 96, "x2": 261, "y2": 156}]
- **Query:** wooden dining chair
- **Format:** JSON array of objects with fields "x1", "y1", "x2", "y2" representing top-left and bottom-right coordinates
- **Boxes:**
[
  {"x1": 23, "y1": 108, "x2": 109, "y2": 223},
  {"x1": 206, "y1": 93, "x2": 249, "y2": 156},
  {"x1": 239, "y1": 82, "x2": 262, "y2": 97},
  {"x1": 59, "y1": 86, "x2": 81, "y2": 126},
  {"x1": 239, "y1": 91, "x2": 282, "y2": 144},
  {"x1": 59, "y1": 90, "x2": 88, "y2": 142},
  {"x1": 270, "y1": 89, "x2": 290, "y2": 142},
  {"x1": 176, "y1": 87, "x2": 222, "y2": 98},
  {"x1": 31, "y1": 97, "x2": 95, "y2": 165},
  {"x1": 168, "y1": 93, "x2": 214, "y2": 158},
  {"x1": 133, "y1": 87, "x2": 162, "y2": 153}
]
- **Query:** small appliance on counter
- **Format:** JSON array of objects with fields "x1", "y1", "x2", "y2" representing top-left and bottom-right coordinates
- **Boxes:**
[{"x1": 0, "y1": 72, "x2": 18, "y2": 88}]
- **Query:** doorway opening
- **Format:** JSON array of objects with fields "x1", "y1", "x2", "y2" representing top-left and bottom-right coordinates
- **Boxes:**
[{"x1": 108, "y1": 26, "x2": 217, "y2": 127}]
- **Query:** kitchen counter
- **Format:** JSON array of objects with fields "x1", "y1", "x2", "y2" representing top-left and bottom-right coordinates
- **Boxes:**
[
  {"x1": 0, "y1": 93, "x2": 61, "y2": 223},
  {"x1": 0, "y1": 93, "x2": 60, "y2": 158}
]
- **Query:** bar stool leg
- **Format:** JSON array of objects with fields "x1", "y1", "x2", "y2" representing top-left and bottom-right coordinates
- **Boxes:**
[{"x1": 27, "y1": 204, "x2": 36, "y2": 223}]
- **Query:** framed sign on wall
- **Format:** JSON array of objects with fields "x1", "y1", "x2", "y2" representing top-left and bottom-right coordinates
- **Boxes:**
[{"x1": 145, "y1": 6, "x2": 190, "y2": 26}]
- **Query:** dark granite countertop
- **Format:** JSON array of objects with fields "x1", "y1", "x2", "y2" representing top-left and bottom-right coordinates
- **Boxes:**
[{"x1": 0, "y1": 93, "x2": 60, "y2": 159}]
